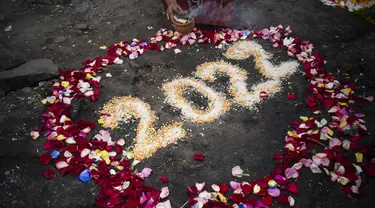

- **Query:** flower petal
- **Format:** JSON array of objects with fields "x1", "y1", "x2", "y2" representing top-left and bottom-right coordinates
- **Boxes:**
[
  {"x1": 193, "y1": 153, "x2": 205, "y2": 161},
  {"x1": 30, "y1": 130, "x2": 40, "y2": 140},
  {"x1": 284, "y1": 168, "x2": 299, "y2": 179},
  {"x1": 268, "y1": 188, "x2": 280, "y2": 197},
  {"x1": 40, "y1": 154, "x2": 52, "y2": 165},
  {"x1": 156, "y1": 200, "x2": 172, "y2": 208},
  {"x1": 42, "y1": 168, "x2": 56, "y2": 179},
  {"x1": 195, "y1": 181, "x2": 205, "y2": 192},
  {"x1": 160, "y1": 187, "x2": 169, "y2": 199},
  {"x1": 230, "y1": 181, "x2": 240, "y2": 190},
  {"x1": 160, "y1": 176, "x2": 169, "y2": 183},
  {"x1": 287, "y1": 93, "x2": 296, "y2": 100},
  {"x1": 141, "y1": 167, "x2": 153, "y2": 178},
  {"x1": 232, "y1": 166, "x2": 244, "y2": 177},
  {"x1": 56, "y1": 161, "x2": 69, "y2": 169}
]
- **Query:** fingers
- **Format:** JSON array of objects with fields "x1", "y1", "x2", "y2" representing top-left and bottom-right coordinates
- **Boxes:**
[
  {"x1": 166, "y1": 7, "x2": 173, "y2": 20},
  {"x1": 175, "y1": 5, "x2": 183, "y2": 13}
]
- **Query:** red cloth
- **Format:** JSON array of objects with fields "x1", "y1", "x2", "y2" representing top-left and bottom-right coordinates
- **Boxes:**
[{"x1": 162, "y1": 0, "x2": 234, "y2": 27}]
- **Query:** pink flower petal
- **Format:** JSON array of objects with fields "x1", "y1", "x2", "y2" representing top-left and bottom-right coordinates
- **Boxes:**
[
  {"x1": 329, "y1": 138, "x2": 342, "y2": 148},
  {"x1": 312, "y1": 155, "x2": 322, "y2": 166},
  {"x1": 160, "y1": 187, "x2": 169, "y2": 199},
  {"x1": 116, "y1": 138, "x2": 125, "y2": 146},
  {"x1": 230, "y1": 181, "x2": 241, "y2": 190},
  {"x1": 211, "y1": 184, "x2": 220, "y2": 192},
  {"x1": 174, "y1": 49, "x2": 182, "y2": 54},
  {"x1": 268, "y1": 188, "x2": 280, "y2": 197},
  {"x1": 232, "y1": 165, "x2": 244, "y2": 177},
  {"x1": 113, "y1": 57, "x2": 123, "y2": 64},
  {"x1": 195, "y1": 182, "x2": 205, "y2": 192},
  {"x1": 310, "y1": 163, "x2": 322, "y2": 173},
  {"x1": 301, "y1": 158, "x2": 313, "y2": 167},
  {"x1": 322, "y1": 158, "x2": 330, "y2": 167},
  {"x1": 56, "y1": 161, "x2": 69, "y2": 169},
  {"x1": 30, "y1": 130, "x2": 40, "y2": 140},
  {"x1": 292, "y1": 162, "x2": 303, "y2": 170},
  {"x1": 288, "y1": 196, "x2": 295, "y2": 206},
  {"x1": 81, "y1": 148, "x2": 91, "y2": 158},
  {"x1": 156, "y1": 200, "x2": 172, "y2": 208},
  {"x1": 141, "y1": 168, "x2": 153, "y2": 178},
  {"x1": 284, "y1": 168, "x2": 299, "y2": 179}
]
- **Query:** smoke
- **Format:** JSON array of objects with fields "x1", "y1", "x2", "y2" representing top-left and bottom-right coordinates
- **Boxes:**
[
  {"x1": 187, "y1": 0, "x2": 204, "y2": 19},
  {"x1": 185, "y1": 0, "x2": 259, "y2": 27}
]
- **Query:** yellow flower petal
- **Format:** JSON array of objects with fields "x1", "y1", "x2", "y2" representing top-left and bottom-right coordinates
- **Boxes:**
[
  {"x1": 339, "y1": 120, "x2": 347, "y2": 127},
  {"x1": 86, "y1": 73, "x2": 93, "y2": 79},
  {"x1": 217, "y1": 192, "x2": 227, "y2": 203},
  {"x1": 300, "y1": 116, "x2": 308, "y2": 122},
  {"x1": 90, "y1": 166, "x2": 98, "y2": 171},
  {"x1": 338, "y1": 102, "x2": 348, "y2": 107},
  {"x1": 56, "y1": 134, "x2": 67, "y2": 141},
  {"x1": 341, "y1": 88, "x2": 352, "y2": 96},
  {"x1": 268, "y1": 180, "x2": 277, "y2": 187},
  {"x1": 98, "y1": 119, "x2": 104, "y2": 124},
  {"x1": 100, "y1": 46, "x2": 107, "y2": 50},
  {"x1": 99, "y1": 150, "x2": 111, "y2": 164},
  {"x1": 327, "y1": 127, "x2": 334, "y2": 136},
  {"x1": 61, "y1": 81, "x2": 69, "y2": 88},
  {"x1": 355, "y1": 152, "x2": 363, "y2": 163}
]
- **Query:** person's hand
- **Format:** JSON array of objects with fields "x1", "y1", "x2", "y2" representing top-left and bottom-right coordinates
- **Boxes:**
[{"x1": 166, "y1": 3, "x2": 182, "y2": 20}]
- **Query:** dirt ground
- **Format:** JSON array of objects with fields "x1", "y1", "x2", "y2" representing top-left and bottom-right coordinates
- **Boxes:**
[{"x1": 0, "y1": 0, "x2": 375, "y2": 207}]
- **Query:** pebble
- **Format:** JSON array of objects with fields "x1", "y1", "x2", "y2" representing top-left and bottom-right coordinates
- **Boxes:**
[
  {"x1": 5, "y1": 170, "x2": 10, "y2": 176},
  {"x1": 42, "y1": 46, "x2": 47, "y2": 51},
  {"x1": 53, "y1": 36, "x2": 67, "y2": 43}
]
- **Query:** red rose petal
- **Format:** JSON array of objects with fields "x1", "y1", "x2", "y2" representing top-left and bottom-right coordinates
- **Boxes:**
[
  {"x1": 287, "y1": 183, "x2": 299, "y2": 194},
  {"x1": 288, "y1": 93, "x2": 296, "y2": 100},
  {"x1": 160, "y1": 176, "x2": 169, "y2": 183},
  {"x1": 186, "y1": 186, "x2": 198, "y2": 196},
  {"x1": 40, "y1": 153, "x2": 52, "y2": 165},
  {"x1": 42, "y1": 168, "x2": 56, "y2": 179},
  {"x1": 217, "y1": 184, "x2": 228, "y2": 194},
  {"x1": 262, "y1": 196, "x2": 273, "y2": 206},
  {"x1": 193, "y1": 153, "x2": 205, "y2": 161},
  {"x1": 277, "y1": 194, "x2": 290, "y2": 205},
  {"x1": 242, "y1": 183, "x2": 252, "y2": 195}
]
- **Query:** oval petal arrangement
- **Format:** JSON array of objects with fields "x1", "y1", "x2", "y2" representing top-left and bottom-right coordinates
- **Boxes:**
[{"x1": 31, "y1": 25, "x2": 374, "y2": 208}]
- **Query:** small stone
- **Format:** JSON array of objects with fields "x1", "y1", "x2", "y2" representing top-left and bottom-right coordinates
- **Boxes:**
[
  {"x1": 75, "y1": 23, "x2": 88, "y2": 30},
  {"x1": 53, "y1": 36, "x2": 66, "y2": 43},
  {"x1": 4, "y1": 170, "x2": 10, "y2": 175},
  {"x1": 0, "y1": 59, "x2": 59, "y2": 93},
  {"x1": 4, "y1": 25, "x2": 12, "y2": 32},
  {"x1": 42, "y1": 46, "x2": 47, "y2": 51}
]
